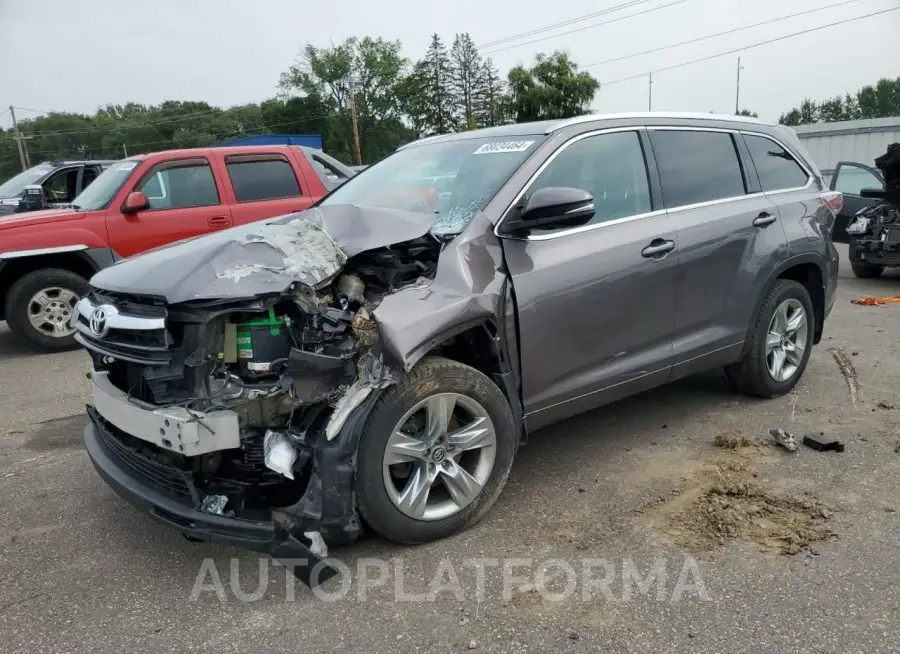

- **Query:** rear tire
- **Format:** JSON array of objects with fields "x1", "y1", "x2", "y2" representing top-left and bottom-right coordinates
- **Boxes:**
[
  {"x1": 850, "y1": 261, "x2": 884, "y2": 279},
  {"x1": 726, "y1": 279, "x2": 815, "y2": 398},
  {"x1": 5, "y1": 268, "x2": 88, "y2": 352},
  {"x1": 355, "y1": 357, "x2": 517, "y2": 544}
]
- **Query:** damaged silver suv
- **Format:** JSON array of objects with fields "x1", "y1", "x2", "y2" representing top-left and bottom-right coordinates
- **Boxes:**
[{"x1": 75, "y1": 113, "x2": 840, "y2": 585}]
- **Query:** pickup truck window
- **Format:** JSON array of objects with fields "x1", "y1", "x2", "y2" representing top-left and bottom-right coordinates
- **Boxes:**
[
  {"x1": 138, "y1": 162, "x2": 220, "y2": 210},
  {"x1": 44, "y1": 167, "x2": 80, "y2": 203},
  {"x1": 225, "y1": 157, "x2": 302, "y2": 202},
  {"x1": 72, "y1": 160, "x2": 141, "y2": 211}
]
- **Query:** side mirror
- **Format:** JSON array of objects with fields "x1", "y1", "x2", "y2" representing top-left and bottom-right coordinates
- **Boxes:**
[
  {"x1": 860, "y1": 187, "x2": 885, "y2": 199},
  {"x1": 122, "y1": 191, "x2": 150, "y2": 213},
  {"x1": 20, "y1": 184, "x2": 46, "y2": 211},
  {"x1": 500, "y1": 187, "x2": 595, "y2": 235}
]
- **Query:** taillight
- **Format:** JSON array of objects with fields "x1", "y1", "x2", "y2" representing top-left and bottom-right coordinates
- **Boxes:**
[{"x1": 821, "y1": 191, "x2": 843, "y2": 217}]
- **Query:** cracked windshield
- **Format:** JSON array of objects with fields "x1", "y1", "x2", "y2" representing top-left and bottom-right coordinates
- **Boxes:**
[{"x1": 319, "y1": 136, "x2": 545, "y2": 234}]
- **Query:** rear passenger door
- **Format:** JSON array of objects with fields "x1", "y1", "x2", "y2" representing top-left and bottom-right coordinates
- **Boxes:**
[
  {"x1": 106, "y1": 157, "x2": 232, "y2": 257},
  {"x1": 829, "y1": 161, "x2": 884, "y2": 243},
  {"x1": 500, "y1": 128, "x2": 680, "y2": 429},
  {"x1": 648, "y1": 128, "x2": 788, "y2": 378},
  {"x1": 220, "y1": 153, "x2": 314, "y2": 225}
]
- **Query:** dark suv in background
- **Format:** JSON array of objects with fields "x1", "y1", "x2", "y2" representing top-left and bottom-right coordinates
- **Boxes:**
[
  {"x1": 75, "y1": 112, "x2": 841, "y2": 583},
  {"x1": 0, "y1": 160, "x2": 115, "y2": 214}
]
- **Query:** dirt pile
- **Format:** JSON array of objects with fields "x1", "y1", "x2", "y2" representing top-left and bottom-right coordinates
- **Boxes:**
[
  {"x1": 669, "y1": 479, "x2": 834, "y2": 555},
  {"x1": 647, "y1": 432, "x2": 836, "y2": 555}
]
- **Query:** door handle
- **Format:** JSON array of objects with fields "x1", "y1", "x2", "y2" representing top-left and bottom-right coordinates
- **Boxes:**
[
  {"x1": 207, "y1": 216, "x2": 230, "y2": 228},
  {"x1": 641, "y1": 239, "x2": 675, "y2": 258},
  {"x1": 753, "y1": 211, "x2": 777, "y2": 227}
]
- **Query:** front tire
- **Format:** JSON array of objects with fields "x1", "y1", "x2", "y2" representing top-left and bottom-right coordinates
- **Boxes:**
[
  {"x1": 850, "y1": 261, "x2": 884, "y2": 279},
  {"x1": 5, "y1": 268, "x2": 88, "y2": 352},
  {"x1": 726, "y1": 279, "x2": 815, "y2": 398},
  {"x1": 355, "y1": 357, "x2": 517, "y2": 544}
]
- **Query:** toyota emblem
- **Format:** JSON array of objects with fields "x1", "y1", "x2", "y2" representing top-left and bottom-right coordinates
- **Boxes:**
[{"x1": 89, "y1": 307, "x2": 110, "y2": 338}]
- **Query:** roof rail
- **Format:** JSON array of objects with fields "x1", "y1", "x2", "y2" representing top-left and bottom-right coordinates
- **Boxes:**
[{"x1": 546, "y1": 111, "x2": 770, "y2": 133}]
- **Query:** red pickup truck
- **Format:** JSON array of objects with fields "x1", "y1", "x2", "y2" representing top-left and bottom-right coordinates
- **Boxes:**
[{"x1": 0, "y1": 145, "x2": 354, "y2": 351}]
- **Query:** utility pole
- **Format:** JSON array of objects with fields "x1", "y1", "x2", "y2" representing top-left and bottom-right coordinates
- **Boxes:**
[
  {"x1": 648, "y1": 73, "x2": 653, "y2": 111},
  {"x1": 122, "y1": 143, "x2": 129, "y2": 157},
  {"x1": 9, "y1": 105, "x2": 31, "y2": 171},
  {"x1": 348, "y1": 80, "x2": 363, "y2": 166},
  {"x1": 735, "y1": 57, "x2": 744, "y2": 114}
]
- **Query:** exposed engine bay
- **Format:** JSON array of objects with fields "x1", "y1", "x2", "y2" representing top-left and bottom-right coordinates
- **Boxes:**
[
  {"x1": 84, "y1": 231, "x2": 441, "y2": 522},
  {"x1": 74, "y1": 204, "x2": 515, "y2": 585},
  {"x1": 846, "y1": 143, "x2": 900, "y2": 259}
]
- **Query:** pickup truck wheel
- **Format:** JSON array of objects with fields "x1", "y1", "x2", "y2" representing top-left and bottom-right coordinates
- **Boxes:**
[
  {"x1": 355, "y1": 357, "x2": 517, "y2": 544},
  {"x1": 5, "y1": 268, "x2": 88, "y2": 352},
  {"x1": 726, "y1": 279, "x2": 815, "y2": 398},
  {"x1": 850, "y1": 261, "x2": 884, "y2": 279}
]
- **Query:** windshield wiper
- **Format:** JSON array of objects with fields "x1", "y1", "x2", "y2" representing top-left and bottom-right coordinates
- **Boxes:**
[{"x1": 71, "y1": 204, "x2": 82, "y2": 211}]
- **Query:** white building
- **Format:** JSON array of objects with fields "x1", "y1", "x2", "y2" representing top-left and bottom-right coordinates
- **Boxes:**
[{"x1": 792, "y1": 116, "x2": 900, "y2": 184}]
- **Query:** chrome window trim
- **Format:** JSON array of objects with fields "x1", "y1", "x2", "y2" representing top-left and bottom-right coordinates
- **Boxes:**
[
  {"x1": 494, "y1": 127, "x2": 659, "y2": 241},
  {"x1": 738, "y1": 130, "x2": 814, "y2": 194},
  {"x1": 494, "y1": 124, "x2": 819, "y2": 242},
  {"x1": 0, "y1": 244, "x2": 89, "y2": 260},
  {"x1": 647, "y1": 126, "x2": 813, "y2": 205}
]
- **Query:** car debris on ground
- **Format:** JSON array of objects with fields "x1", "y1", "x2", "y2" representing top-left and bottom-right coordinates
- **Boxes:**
[{"x1": 769, "y1": 428, "x2": 799, "y2": 452}]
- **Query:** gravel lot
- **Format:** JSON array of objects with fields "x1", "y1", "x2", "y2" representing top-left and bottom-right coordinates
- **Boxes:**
[{"x1": 2, "y1": 244, "x2": 900, "y2": 653}]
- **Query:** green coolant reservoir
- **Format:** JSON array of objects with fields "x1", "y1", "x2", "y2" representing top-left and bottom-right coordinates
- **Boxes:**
[{"x1": 235, "y1": 308, "x2": 292, "y2": 378}]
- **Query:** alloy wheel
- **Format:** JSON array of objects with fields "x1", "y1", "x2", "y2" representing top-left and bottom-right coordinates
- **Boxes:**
[
  {"x1": 382, "y1": 393, "x2": 497, "y2": 521},
  {"x1": 765, "y1": 298, "x2": 808, "y2": 383}
]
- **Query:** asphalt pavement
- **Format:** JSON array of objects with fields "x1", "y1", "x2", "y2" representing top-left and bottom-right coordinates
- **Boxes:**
[{"x1": 2, "y1": 244, "x2": 900, "y2": 653}]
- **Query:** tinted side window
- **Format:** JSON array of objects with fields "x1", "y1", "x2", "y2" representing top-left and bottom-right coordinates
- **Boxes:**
[
  {"x1": 138, "y1": 163, "x2": 219, "y2": 210},
  {"x1": 528, "y1": 130, "x2": 652, "y2": 229},
  {"x1": 650, "y1": 130, "x2": 746, "y2": 208},
  {"x1": 743, "y1": 134, "x2": 809, "y2": 192},
  {"x1": 44, "y1": 168, "x2": 79, "y2": 203},
  {"x1": 226, "y1": 159, "x2": 302, "y2": 202}
]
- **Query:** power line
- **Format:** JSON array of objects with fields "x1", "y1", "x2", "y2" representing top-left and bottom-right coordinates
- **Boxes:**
[
  {"x1": 477, "y1": 0, "x2": 659, "y2": 49},
  {"x1": 0, "y1": 112, "x2": 341, "y2": 163},
  {"x1": 482, "y1": 0, "x2": 691, "y2": 55},
  {"x1": 13, "y1": 106, "x2": 229, "y2": 137},
  {"x1": 601, "y1": 5, "x2": 900, "y2": 86},
  {"x1": 582, "y1": 0, "x2": 868, "y2": 69}
]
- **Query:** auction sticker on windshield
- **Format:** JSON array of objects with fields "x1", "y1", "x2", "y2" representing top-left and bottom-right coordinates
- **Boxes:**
[{"x1": 473, "y1": 140, "x2": 535, "y2": 155}]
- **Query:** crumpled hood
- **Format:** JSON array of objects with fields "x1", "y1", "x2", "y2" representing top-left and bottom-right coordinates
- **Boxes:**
[{"x1": 89, "y1": 204, "x2": 435, "y2": 303}]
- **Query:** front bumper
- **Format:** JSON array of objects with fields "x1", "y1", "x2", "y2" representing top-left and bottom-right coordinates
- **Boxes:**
[
  {"x1": 84, "y1": 408, "x2": 339, "y2": 586},
  {"x1": 850, "y1": 233, "x2": 900, "y2": 266}
]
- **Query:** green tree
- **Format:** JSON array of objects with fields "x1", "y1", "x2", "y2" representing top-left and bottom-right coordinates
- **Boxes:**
[
  {"x1": 476, "y1": 57, "x2": 505, "y2": 127},
  {"x1": 278, "y1": 36, "x2": 413, "y2": 163},
  {"x1": 779, "y1": 77, "x2": 900, "y2": 125},
  {"x1": 504, "y1": 51, "x2": 599, "y2": 123},
  {"x1": 736, "y1": 109, "x2": 758, "y2": 117},
  {"x1": 419, "y1": 33, "x2": 457, "y2": 135},
  {"x1": 449, "y1": 33, "x2": 483, "y2": 130}
]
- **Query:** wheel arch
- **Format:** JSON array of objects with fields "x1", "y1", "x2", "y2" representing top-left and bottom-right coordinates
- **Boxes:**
[
  {"x1": 0, "y1": 251, "x2": 101, "y2": 321},
  {"x1": 741, "y1": 254, "x2": 826, "y2": 359}
]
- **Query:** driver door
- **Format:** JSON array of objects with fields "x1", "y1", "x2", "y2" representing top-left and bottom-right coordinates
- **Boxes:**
[
  {"x1": 498, "y1": 128, "x2": 679, "y2": 430},
  {"x1": 830, "y1": 161, "x2": 884, "y2": 243}
]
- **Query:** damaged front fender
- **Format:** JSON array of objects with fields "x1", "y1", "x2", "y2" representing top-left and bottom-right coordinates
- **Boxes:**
[{"x1": 373, "y1": 211, "x2": 509, "y2": 371}]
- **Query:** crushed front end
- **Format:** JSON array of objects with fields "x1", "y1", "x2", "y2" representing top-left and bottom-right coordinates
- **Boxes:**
[
  {"x1": 74, "y1": 208, "x2": 445, "y2": 587},
  {"x1": 847, "y1": 143, "x2": 900, "y2": 267}
]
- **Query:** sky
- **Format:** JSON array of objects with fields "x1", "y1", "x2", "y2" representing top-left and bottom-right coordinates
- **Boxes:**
[{"x1": 0, "y1": 0, "x2": 898, "y2": 125}]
